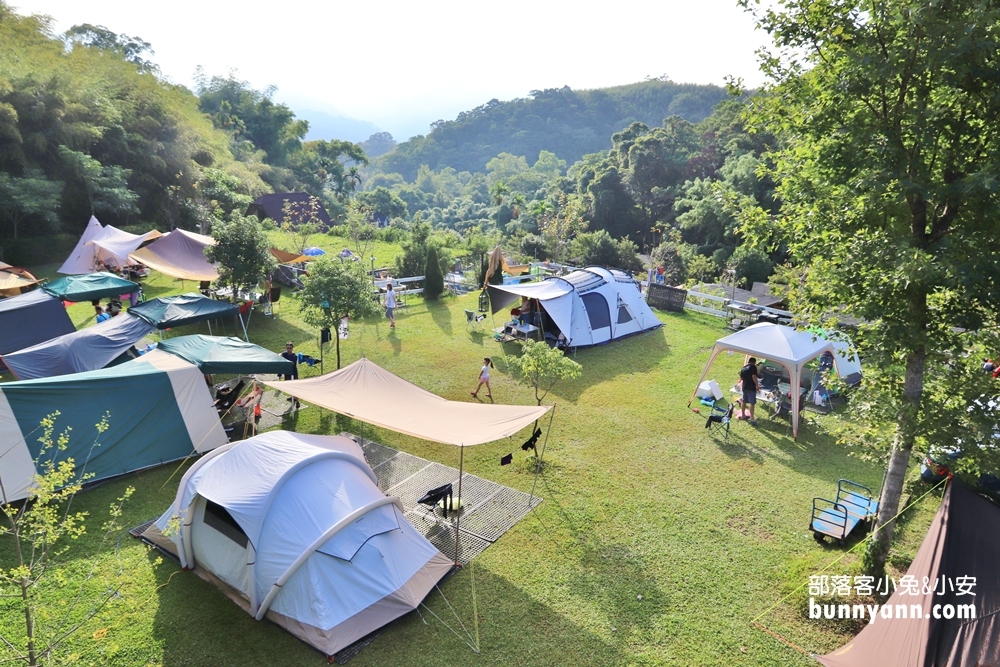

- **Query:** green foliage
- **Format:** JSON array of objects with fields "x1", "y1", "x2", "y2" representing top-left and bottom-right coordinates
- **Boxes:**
[
  {"x1": 506, "y1": 339, "x2": 582, "y2": 405},
  {"x1": 0, "y1": 169, "x2": 63, "y2": 239},
  {"x1": 197, "y1": 168, "x2": 253, "y2": 220},
  {"x1": 298, "y1": 258, "x2": 380, "y2": 368},
  {"x1": 0, "y1": 5, "x2": 266, "y2": 236},
  {"x1": 727, "y1": 245, "x2": 772, "y2": 289},
  {"x1": 572, "y1": 230, "x2": 642, "y2": 273},
  {"x1": 206, "y1": 214, "x2": 276, "y2": 298},
  {"x1": 651, "y1": 241, "x2": 687, "y2": 284},
  {"x1": 64, "y1": 23, "x2": 156, "y2": 72},
  {"x1": 354, "y1": 186, "x2": 407, "y2": 221},
  {"x1": 745, "y1": 0, "x2": 1000, "y2": 573},
  {"x1": 0, "y1": 233, "x2": 77, "y2": 266},
  {"x1": 520, "y1": 233, "x2": 547, "y2": 260},
  {"x1": 394, "y1": 218, "x2": 432, "y2": 278},
  {"x1": 423, "y1": 246, "x2": 444, "y2": 299},
  {"x1": 58, "y1": 147, "x2": 138, "y2": 217},
  {"x1": 0, "y1": 413, "x2": 133, "y2": 667}
]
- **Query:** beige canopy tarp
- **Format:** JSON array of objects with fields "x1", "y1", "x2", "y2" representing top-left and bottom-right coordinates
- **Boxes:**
[
  {"x1": 269, "y1": 247, "x2": 311, "y2": 264},
  {"x1": 262, "y1": 357, "x2": 550, "y2": 446},
  {"x1": 0, "y1": 262, "x2": 39, "y2": 297},
  {"x1": 130, "y1": 229, "x2": 218, "y2": 282}
]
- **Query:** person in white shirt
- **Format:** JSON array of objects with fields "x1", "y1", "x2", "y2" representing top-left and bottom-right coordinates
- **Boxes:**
[
  {"x1": 471, "y1": 357, "x2": 494, "y2": 399},
  {"x1": 384, "y1": 283, "x2": 397, "y2": 328}
]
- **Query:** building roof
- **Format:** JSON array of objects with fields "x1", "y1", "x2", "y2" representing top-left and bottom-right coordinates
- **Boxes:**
[
  {"x1": 696, "y1": 282, "x2": 785, "y2": 308},
  {"x1": 246, "y1": 192, "x2": 332, "y2": 229}
]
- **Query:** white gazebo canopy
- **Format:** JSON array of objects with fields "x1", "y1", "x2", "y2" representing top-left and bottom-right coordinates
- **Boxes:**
[{"x1": 690, "y1": 323, "x2": 856, "y2": 437}]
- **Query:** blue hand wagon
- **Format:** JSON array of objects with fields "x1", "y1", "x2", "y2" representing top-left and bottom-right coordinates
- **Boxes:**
[{"x1": 810, "y1": 479, "x2": 879, "y2": 545}]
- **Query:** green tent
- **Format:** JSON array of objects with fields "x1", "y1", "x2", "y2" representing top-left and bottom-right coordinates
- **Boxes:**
[
  {"x1": 44, "y1": 272, "x2": 139, "y2": 302},
  {"x1": 129, "y1": 293, "x2": 240, "y2": 329},
  {"x1": 157, "y1": 335, "x2": 294, "y2": 375},
  {"x1": 0, "y1": 350, "x2": 227, "y2": 503}
]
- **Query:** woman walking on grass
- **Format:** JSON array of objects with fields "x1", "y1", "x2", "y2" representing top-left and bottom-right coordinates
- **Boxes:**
[
  {"x1": 471, "y1": 357, "x2": 494, "y2": 399},
  {"x1": 384, "y1": 283, "x2": 397, "y2": 328}
]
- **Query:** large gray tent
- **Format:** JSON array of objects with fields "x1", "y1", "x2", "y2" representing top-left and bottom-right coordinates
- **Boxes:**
[{"x1": 142, "y1": 431, "x2": 452, "y2": 657}]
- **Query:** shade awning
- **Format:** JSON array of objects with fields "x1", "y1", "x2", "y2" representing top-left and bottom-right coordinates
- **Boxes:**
[
  {"x1": 130, "y1": 229, "x2": 218, "y2": 282},
  {"x1": 270, "y1": 247, "x2": 311, "y2": 264},
  {"x1": 157, "y1": 335, "x2": 294, "y2": 375},
  {"x1": 262, "y1": 357, "x2": 550, "y2": 446},
  {"x1": 129, "y1": 293, "x2": 240, "y2": 329},
  {"x1": 90, "y1": 229, "x2": 161, "y2": 267},
  {"x1": 44, "y1": 272, "x2": 139, "y2": 302}
]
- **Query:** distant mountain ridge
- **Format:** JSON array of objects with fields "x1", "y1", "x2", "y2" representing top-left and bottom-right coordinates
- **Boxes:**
[
  {"x1": 375, "y1": 79, "x2": 730, "y2": 179},
  {"x1": 297, "y1": 108, "x2": 382, "y2": 143}
]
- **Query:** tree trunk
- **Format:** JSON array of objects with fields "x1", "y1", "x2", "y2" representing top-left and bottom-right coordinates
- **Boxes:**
[
  {"x1": 866, "y1": 316, "x2": 926, "y2": 579},
  {"x1": 21, "y1": 576, "x2": 35, "y2": 666},
  {"x1": 335, "y1": 323, "x2": 341, "y2": 370}
]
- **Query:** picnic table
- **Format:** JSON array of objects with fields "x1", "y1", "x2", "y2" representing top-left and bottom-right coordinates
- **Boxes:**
[{"x1": 493, "y1": 322, "x2": 541, "y2": 343}]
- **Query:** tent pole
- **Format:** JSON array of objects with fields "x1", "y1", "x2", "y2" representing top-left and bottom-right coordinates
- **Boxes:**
[
  {"x1": 453, "y1": 444, "x2": 465, "y2": 565},
  {"x1": 688, "y1": 347, "x2": 722, "y2": 407},
  {"x1": 529, "y1": 405, "x2": 557, "y2": 505}
]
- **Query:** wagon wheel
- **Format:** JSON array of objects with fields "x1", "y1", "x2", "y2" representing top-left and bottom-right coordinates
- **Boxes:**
[{"x1": 812, "y1": 531, "x2": 825, "y2": 543}]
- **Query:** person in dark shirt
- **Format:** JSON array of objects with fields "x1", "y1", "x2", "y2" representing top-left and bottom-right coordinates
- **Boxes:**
[
  {"x1": 280, "y1": 342, "x2": 300, "y2": 408},
  {"x1": 738, "y1": 356, "x2": 760, "y2": 425},
  {"x1": 280, "y1": 342, "x2": 298, "y2": 380}
]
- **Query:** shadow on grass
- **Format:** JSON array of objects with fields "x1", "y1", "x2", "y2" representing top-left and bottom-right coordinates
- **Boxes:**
[
  {"x1": 544, "y1": 328, "x2": 673, "y2": 403},
  {"x1": 387, "y1": 328, "x2": 402, "y2": 356},
  {"x1": 147, "y1": 540, "x2": 615, "y2": 667},
  {"x1": 425, "y1": 298, "x2": 454, "y2": 336},
  {"x1": 526, "y1": 477, "x2": 668, "y2": 643}
]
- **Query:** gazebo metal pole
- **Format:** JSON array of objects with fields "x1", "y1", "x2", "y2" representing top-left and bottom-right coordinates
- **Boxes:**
[
  {"x1": 454, "y1": 443, "x2": 465, "y2": 565},
  {"x1": 529, "y1": 406, "x2": 557, "y2": 505}
]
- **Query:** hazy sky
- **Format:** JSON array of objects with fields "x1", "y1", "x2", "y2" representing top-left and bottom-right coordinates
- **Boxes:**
[{"x1": 10, "y1": 0, "x2": 769, "y2": 140}]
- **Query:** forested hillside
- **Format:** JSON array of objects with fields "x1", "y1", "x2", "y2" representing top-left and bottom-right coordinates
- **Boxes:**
[
  {"x1": 0, "y1": 2, "x2": 366, "y2": 255},
  {"x1": 377, "y1": 80, "x2": 729, "y2": 179},
  {"x1": 0, "y1": 0, "x2": 775, "y2": 291}
]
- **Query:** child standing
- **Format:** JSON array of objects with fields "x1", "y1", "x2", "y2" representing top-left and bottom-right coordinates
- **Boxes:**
[{"x1": 471, "y1": 357, "x2": 494, "y2": 399}]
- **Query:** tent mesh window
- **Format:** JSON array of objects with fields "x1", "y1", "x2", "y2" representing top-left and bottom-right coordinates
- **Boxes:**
[
  {"x1": 581, "y1": 292, "x2": 612, "y2": 330},
  {"x1": 646, "y1": 284, "x2": 687, "y2": 312},
  {"x1": 203, "y1": 499, "x2": 249, "y2": 548},
  {"x1": 616, "y1": 295, "x2": 633, "y2": 324}
]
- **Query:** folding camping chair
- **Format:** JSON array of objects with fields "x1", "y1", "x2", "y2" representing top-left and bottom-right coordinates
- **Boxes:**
[
  {"x1": 465, "y1": 309, "x2": 485, "y2": 332},
  {"x1": 705, "y1": 403, "x2": 735, "y2": 440}
]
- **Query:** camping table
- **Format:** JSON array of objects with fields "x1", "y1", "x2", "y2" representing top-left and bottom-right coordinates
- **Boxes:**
[
  {"x1": 493, "y1": 322, "x2": 541, "y2": 343},
  {"x1": 510, "y1": 322, "x2": 540, "y2": 341},
  {"x1": 726, "y1": 302, "x2": 761, "y2": 329}
]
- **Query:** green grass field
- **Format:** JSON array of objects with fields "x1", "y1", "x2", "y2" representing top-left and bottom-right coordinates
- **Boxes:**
[{"x1": 0, "y1": 260, "x2": 940, "y2": 666}]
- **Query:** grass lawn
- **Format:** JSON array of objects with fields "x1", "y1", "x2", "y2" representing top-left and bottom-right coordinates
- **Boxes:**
[{"x1": 0, "y1": 263, "x2": 941, "y2": 666}]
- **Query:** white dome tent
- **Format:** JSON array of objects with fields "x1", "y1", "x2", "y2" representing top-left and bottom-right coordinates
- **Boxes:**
[
  {"x1": 142, "y1": 431, "x2": 453, "y2": 657},
  {"x1": 486, "y1": 266, "x2": 662, "y2": 348}
]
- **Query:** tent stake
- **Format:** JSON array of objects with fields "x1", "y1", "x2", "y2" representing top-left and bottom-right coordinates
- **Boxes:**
[
  {"x1": 528, "y1": 405, "x2": 557, "y2": 505},
  {"x1": 453, "y1": 444, "x2": 465, "y2": 565}
]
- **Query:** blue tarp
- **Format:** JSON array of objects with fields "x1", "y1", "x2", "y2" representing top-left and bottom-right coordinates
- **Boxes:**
[
  {"x1": 0, "y1": 290, "x2": 75, "y2": 365},
  {"x1": 1, "y1": 314, "x2": 155, "y2": 380}
]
